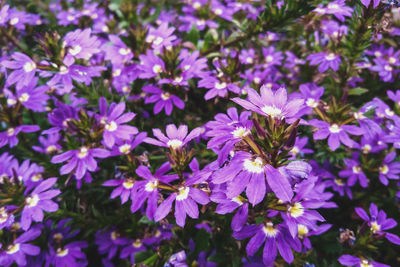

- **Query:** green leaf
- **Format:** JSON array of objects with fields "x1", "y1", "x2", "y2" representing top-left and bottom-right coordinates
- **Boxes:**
[
  {"x1": 348, "y1": 87, "x2": 368, "y2": 96},
  {"x1": 187, "y1": 25, "x2": 200, "y2": 45}
]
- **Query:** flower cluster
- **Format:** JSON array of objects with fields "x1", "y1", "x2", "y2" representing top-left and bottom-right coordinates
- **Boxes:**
[{"x1": 1, "y1": 0, "x2": 400, "y2": 266}]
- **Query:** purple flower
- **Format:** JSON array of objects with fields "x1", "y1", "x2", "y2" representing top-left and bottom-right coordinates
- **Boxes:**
[
  {"x1": 143, "y1": 85, "x2": 184, "y2": 115},
  {"x1": 32, "y1": 133, "x2": 61, "y2": 154},
  {"x1": 120, "y1": 238, "x2": 149, "y2": 264},
  {"x1": 2, "y1": 52, "x2": 37, "y2": 90},
  {"x1": 103, "y1": 35, "x2": 133, "y2": 64},
  {"x1": 145, "y1": 124, "x2": 202, "y2": 150},
  {"x1": 154, "y1": 181, "x2": 209, "y2": 227},
  {"x1": 145, "y1": 22, "x2": 177, "y2": 51},
  {"x1": 370, "y1": 57, "x2": 396, "y2": 82},
  {"x1": 206, "y1": 107, "x2": 252, "y2": 164},
  {"x1": 378, "y1": 151, "x2": 400, "y2": 185},
  {"x1": 63, "y1": 28, "x2": 100, "y2": 60},
  {"x1": 211, "y1": 191, "x2": 249, "y2": 231},
  {"x1": 212, "y1": 151, "x2": 293, "y2": 205},
  {"x1": 97, "y1": 97, "x2": 138, "y2": 148},
  {"x1": 46, "y1": 55, "x2": 105, "y2": 94},
  {"x1": 138, "y1": 50, "x2": 165, "y2": 79},
  {"x1": 233, "y1": 223, "x2": 301, "y2": 266},
  {"x1": 4, "y1": 77, "x2": 49, "y2": 112},
  {"x1": 51, "y1": 147, "x2": 110, "y2": 179},
  {"x1": 355, "y1": 203, "x2": 400, "y2": 245},
  {"x1": 131, "y1": 163, "x2": 178, "y2": 220},
  {"x1": 0, "y1": 206, "x2": 15, "y2": 230},
  {"x1": 48, "y1": 241, "x2": 88, "y2": 267},
  {"x1": 289, "y1": 137, "x2": 313, "y2": 158},
  {"x1": 95, "y1": 229, "x2": 130, "y2": 260},
  {"x1": 307, "y1": 52, "x2": 341, "y2": 72},
  {"x1": 313, "y1": 0, "x2": 353, "y2": 22},
  {"x1": 232, "y1": 85, "x2": 304, "y2": 121},
  {"x1": 21, "y1": 178, "x2": 61, "y2": 230},
  {"x1": 0, "y1": 125, "x2": 40, "y2": 148},
  {"x1": 338, "y1": 255, "x2": 389, "y2": 267},
  {"x1": 239, "y1": 49, "x2": 256, "y2": 64},
  {"x1": 339, "y1": 153, "x2": 368, "y2": 188},
  {"x1": 0, "y1": 226, "x2": 41, "y2": 266},
  {"x1": 309, "y1": 119, "x2": 364, "y2": 151},
  {"x1": 261, "y1": 46, "x2": 283, "y2": 68},
  {"x1": 199, "y1": 76, "x2": 240, "y2": 100},
  {"x1": 110, "y1": 132, "x2": 147, "y2": 156}
]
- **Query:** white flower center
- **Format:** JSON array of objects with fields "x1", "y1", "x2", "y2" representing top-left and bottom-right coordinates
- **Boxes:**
[
  {"x1": 290, "y1": 146, "x2": 299, "y2": 155},
  {"x1": 7, "y1": 98, "x2": 17, "y2": 106},
  {"x1": 254, "y1": 77, "x2": 261, "y2": 84},
  {"x1": 232, "y1": 127, "x2": 250, "y2": 138},
  {"x1": 153, "y1": 36, "x2": 164, "y2": 46},
  {"x1": 232, "y1": 196, "x2": 244, "y2": 205},
  {"x1": 288, "y1": 202, "x2": 304, "y2": 218},
  {"x1": 174, "y1": 76, "x2": 183, "y2": 83},
  {"x1": 161, "y1": 92, "x2": 171, "y2": 100},
  {"x1": 56, "y1": 248, "x2": 69, "y2": 257},
  {"x1": 379, "y1": 165, "x2": 389, "y2": 175},
  {"x1": 384, "y1": 65, "x2": 393, "y2": 72},
  {"x1": 327, "y1": 3, "x2": 339, "y2": 9},
  {"x1": 145, "y1": 180, "x2": 158, "y2": 192},
  {"x1": 370, "y1": 221, "x2": 381, "y2": 233},
  {"x1": 214, "y1": 8, "x2": 223, "y2": 15},
  {"x1": 119, "y1": 47, "x2": 131, "y2": 55},
  {"x1": 167, "y1": 139, "x2": 183, "y2": 149},
  {"x1": 19, "y1": 93, "x2": 30, "y2": 103},
  {"x1": 133, "y1": 239, "x2": 142, "y2": 248},
  {"x1": 193, "y1": 2, "x2": 201, "y2": 9},
  {"x1": 10, "y1": 17, "x2": 19, "y2": 25},
  {"x1": 119, "y1": 144, "x2": 131, "y2": 154},
  {"x1": 23, "y1": 61, "x2": 36, "y2": 72},
  {"x1": 31, "y1": 173, "x2": 42, "y2": 182},
  {"x1": 6, "y1": 243, "x2": 20, "y2": 254},
  {"x1": 329, "y1": 124, "x2": 341, "y2": 133},
  {"x1": 123, "y1": 179, "x2": 134, "y2": 189},
  {"x1": 105, "y1": 121, "x2": 118, "y2": 132},
  {"x1": 306, "y1": 98, "x2": 318, "y2": 108},
  {"x1": 389, "y1": 57, "x2": 397, "y2": 64},
  {"x1": 59, "y1": 66, "x2": 68, "y2": 74},
  {"x1": 334, "y1": 179, "x2": 344, "y2": 186},
  {"x1": 243, "y1": 157, "x2": 264, "y2": 173},
  {"x1": 352, "y1": 166, "x2": 361, "y2": 174},
  {"x1": 197, "y1": 19, "x2": 205, "y2": 26},
  {"x1": 385, "y1": 108, "x2": 394, "y2": 117},
  {"x1": 69, "y1": 45, "x2": 82, "y2": 56},
  {"x1": 263, "y1": 222, "x2": 278, "y2": 237},
  {"x1": 362, "y1": 144, "x2": 371, "y2": 154},
  {"x1": 374, "y1": 51, "x2": 382, "y2": 57},
  {"x1": 360, "y1": 260, "x2": 373, "y2": 267},
  {"x1": 112, "y1": 69, "x2": 121, "y2": 77},
  {"x1": 152, "y1": 64, "x2": 162, "y2": 74},
  {"x1": 46, "y1": 145, "x2": 57, "y2": 153},
  {"x1": 176, "y1": 187, "x2": 190, "y2": 201},
  {"x1": 246, "y1": 57, "x2": 253, "y2": 64},
  {"x1": 261, "y1": 105, "x2": 282, "y2": 118},
  {"x1": 78, "y1": 147, "x2": 88, "y2": 159},
  {"x1": 215, "y1": 82, "x2": 227, "y2": 90},
  {"x1": 265, "y1": 55, "x2": 274, "y2": 63},
  {"x1": 297, "y1": 224, "x2": 309, "y2": 236},
  {"x1": 325, "y1": 53, "x2": 336, "y2": 61},
  {"x1": 7, "y1": 128, "x2": 15, "y2": 136},
  {"x1": 25, "y1": 194, "x2": 40, "y2": 207}
]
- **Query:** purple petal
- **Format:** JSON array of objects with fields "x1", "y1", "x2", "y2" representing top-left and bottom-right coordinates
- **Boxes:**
[{"x1": 265, "y1": 165, "x2": 293, "y2": 202}]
